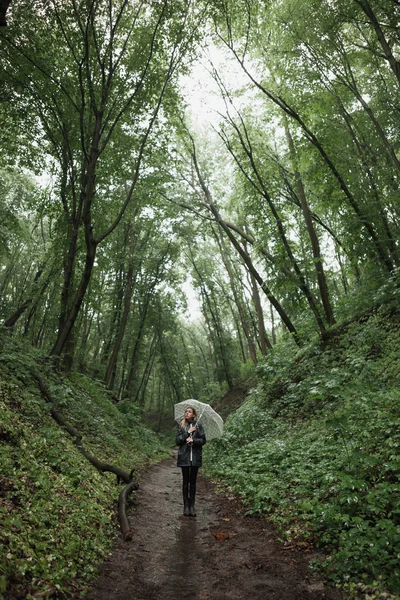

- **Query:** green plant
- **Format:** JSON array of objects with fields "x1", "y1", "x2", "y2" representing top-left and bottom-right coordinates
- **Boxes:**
[
  {"x1": 204, "y1": 301, "x2": 400, "y2": 597},
  {"x1": 0, "y1": 335, "x2": 170, "y2": 599}
]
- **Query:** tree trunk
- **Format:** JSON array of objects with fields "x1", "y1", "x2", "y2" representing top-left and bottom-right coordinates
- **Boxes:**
[
  {"x1": 220, "y1": 219, "x2": 299, "y2": 344},
  {"x1": 50, "y1": 104, "x2": 102, "y2": 359},
  {"x1": 206, "y1": 294, "x2": 234, "y2": 388},
  {"x1": 284, "y1": 119, "x2": 335, "y2": 326},
  {"x1": 191, "y1": 152, "x2": 299, "y2": 344},
  {"x1": 190, "y1": 256, "x2": 234, "y2": 388},
  {"x1": 355, "y1": 0, "x2": 400, "y2": 88},
  {"x1": 216, "y1": 230, "x2": 258, "y2": 364},
  {"x1": 248, "y1": 261, "x2": 272, "y2": 354},
  {"x1": 125, "y1": 299, "x2": 151, "y2": 398},
  {"x1": 220, "y1": 119, "x2": 329, "y2": 333},
  {"x1": 179, "y1": 331, "x2": 197, "y2": 397},
  {"x1": 105, "y1": 219, "x2": 136, "y2": 389},
  {"x1": 100, "y1": 266, "x2": 125, "y2": 365},
  {"x1": 50, "y1": 236, "x2": 97, "y2": 357},
  {"x1": 270, "y1": 304, "x2": 277, "y2": 345},
  {"x1": 133, "y1": 334, "x2": 158, "y2": 406},
  {"x1": 58, "y1": 222, "x2": 79, "y2": 340}
]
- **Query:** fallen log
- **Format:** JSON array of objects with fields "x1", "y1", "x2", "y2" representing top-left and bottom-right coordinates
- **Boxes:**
[
  {"x1": 119, "y1": 480, "x2": 139, "y2": 541},
  {"x1": 33, "y1": 371, "x2": 139, "y2": 535},
  {"x1": 50, "y1": 407, "x2": 82, "y2": 440},
  {"x1": 74, "y1": 438, "x2": 134, "y2": 484}
]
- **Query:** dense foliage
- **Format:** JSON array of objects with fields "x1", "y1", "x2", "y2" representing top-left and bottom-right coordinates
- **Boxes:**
[
  {"x1": 1, "y1": 0, "x2": 399, "y2": 417},
  {"x1": 0, "y1": 329, "x2": 168, "y2": 599},
  {"x1": 1, "y1": 0, "x2": 400, "y2": 597},
  {"x1": 204, "y1": 295, "x2": 400, "y2": 598}
]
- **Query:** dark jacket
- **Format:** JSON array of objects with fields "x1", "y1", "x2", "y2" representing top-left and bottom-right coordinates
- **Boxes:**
[{"x1": 176, "y1": 421, "x2": 206, "y2": 467}]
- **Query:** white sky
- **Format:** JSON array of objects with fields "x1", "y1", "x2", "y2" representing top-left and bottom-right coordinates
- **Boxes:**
[
  {"x1": 178, "y1": 43, "x2": 252, "y2": 322},
  {"x1": 180, "y1": 42, "x2": 250, "y2": 131}
]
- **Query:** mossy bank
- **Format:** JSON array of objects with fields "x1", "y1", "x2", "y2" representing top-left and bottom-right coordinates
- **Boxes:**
[
  {"x1": 0, "y1": 330, "x2": 169, "y2": 599},
  {"x1": 204, "y1": 301, "x2": 400, "y2": 599}
]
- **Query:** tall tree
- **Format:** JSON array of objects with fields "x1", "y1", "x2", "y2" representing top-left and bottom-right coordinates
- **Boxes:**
[{"x1": 0, "y1": 0, "x2": 206, "y2": 360}]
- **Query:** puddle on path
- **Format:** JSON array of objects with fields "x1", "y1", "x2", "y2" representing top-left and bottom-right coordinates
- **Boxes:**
[{"x1": 84, "y1": 457, "x2": 341, "y2": 600}]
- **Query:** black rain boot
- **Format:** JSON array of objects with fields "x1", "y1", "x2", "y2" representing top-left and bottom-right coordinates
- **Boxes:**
[
  {"x1": 188, "y1": 490, "x2": 196, "y2": 517},
  {"x1": 183, "y1": 498, "x2": 190, "y2": 516},
  {"x1": 183, "y1": 483, "x2": 190, "y2": 516}
]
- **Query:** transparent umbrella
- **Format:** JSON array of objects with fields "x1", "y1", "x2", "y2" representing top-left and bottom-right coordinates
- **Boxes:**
[{"x1": 174, "y1": 399, "x2": 224, "y2": 441}]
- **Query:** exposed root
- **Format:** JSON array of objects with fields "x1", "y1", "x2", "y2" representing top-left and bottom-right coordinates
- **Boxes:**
[
  {"x1": 33, "y1": 372, "x2": 139, "y2": 536},
  {"x1": 119, "y1": 480, "x2": 139, "y2": 541}
]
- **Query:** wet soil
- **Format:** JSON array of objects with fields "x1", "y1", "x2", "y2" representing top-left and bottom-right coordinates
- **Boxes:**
[{"x1": 84, "y1": 455, "x2": 342, "y2": 600}]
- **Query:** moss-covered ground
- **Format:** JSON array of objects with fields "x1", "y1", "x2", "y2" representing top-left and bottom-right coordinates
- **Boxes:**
[
  {"x1": 204, "y1": 302, "x2": 400, "y2": 599},
  {"x1": 0, "y1": 331, "x2": 169, "y2": 600},
  {"x1": 1, "y1": 300, "x2": 400, "y2": 599}
]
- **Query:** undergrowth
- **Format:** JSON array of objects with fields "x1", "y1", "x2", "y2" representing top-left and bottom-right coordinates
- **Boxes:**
[
  {"x1": 0, "y1": 330, "x2": 169, "y2": 599},
  {"x1": 204, "y1": 301, "x2": 400, "y2": 599}
]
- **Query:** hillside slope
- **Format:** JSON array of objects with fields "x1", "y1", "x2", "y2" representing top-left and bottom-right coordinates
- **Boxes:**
[
  {"x1": 204, "y1": 301, "x2": 400, "y2": 598},
  {"x1": 0, "y1": 331, "x2": 169, "y2": 599}
]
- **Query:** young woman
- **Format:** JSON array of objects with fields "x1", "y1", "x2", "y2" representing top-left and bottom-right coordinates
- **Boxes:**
[{"x1": 176, "y1": 406, "x2": 206, "y2": 517}]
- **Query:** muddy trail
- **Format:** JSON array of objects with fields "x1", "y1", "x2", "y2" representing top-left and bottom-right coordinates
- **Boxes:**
[{"x1": 83, "y1": 456, "x2": 342, "y2": 600}]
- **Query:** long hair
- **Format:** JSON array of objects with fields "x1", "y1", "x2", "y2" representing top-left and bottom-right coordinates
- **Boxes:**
[{"x1": 180, "y1": 406, "x2": 197, "y2": 428}]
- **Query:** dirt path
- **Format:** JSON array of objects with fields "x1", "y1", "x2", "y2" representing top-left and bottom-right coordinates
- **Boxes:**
[{"x1": 84, "y1": 455, "x2": 342, "y2": 600}]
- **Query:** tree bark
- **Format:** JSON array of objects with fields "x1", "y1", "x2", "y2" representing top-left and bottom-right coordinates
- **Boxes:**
[
  {"x1": 270, "y1": 303, "x2": 277, "y2": 345},
  {"x1": 105, "y1": 218, "x2": 136, "y2": 389},
  {"x1": 284, "y1": 119, "x2": 335, "y2": 326},
  {"x1": 354, "y1": 0, "x2": 400, "y2": 88},
  {"x1": 50, "y1": 235, "x2": 97, "y2": 357},
  {"x1": 191, "y1": 149, "x2": 300, "y2": 344},
  {"x1": 216, "y1": 229, "x2": 258, "y2": 364},
  {"x1": 119, "y1": 480, "x2": 139, "y2": 541},
  {"x1": 247, "y1": 255, "x2": 272, "y2": 354},
  {"x1": 100, "y1": 266, "x2": 125, "y2": 366}
]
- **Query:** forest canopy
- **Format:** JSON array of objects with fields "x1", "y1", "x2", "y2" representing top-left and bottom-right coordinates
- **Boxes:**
[
  {"x1": 0, "y1": 0, "x2": 399, "y2": 426},
  {"x1": 1, "y1": 1, "x2": 400, "y2": 598}
]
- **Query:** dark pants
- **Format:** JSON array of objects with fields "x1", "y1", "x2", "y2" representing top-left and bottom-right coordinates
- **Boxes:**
[{"x1": 181, "y1": 465, "x2": 199, "y2": 502}]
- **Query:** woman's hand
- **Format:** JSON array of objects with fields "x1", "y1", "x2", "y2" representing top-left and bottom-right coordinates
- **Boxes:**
[{"x1": 188, "y1": 426, "x2": 197, "y2": 434}]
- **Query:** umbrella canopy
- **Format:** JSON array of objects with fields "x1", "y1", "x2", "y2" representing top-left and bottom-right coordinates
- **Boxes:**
[{"x1": 174, "y1": 399, "x2": 224, "y2": 441}]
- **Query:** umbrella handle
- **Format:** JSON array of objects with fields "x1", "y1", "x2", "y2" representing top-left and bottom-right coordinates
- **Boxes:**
[{"x1": 196, "y1": 408, "x2": 206, "y2": 423}]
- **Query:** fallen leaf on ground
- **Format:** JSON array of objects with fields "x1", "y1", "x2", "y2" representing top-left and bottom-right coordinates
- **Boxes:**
[
  {"x1": 283, "y1": 541, "x2": 311, "y2": 551},
  {"x1": 33, "y1": 588, "x2": 57, "y2": 598},
  {"x1": 215, "y1": 532, "x2": 229, "y2": 541}
]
